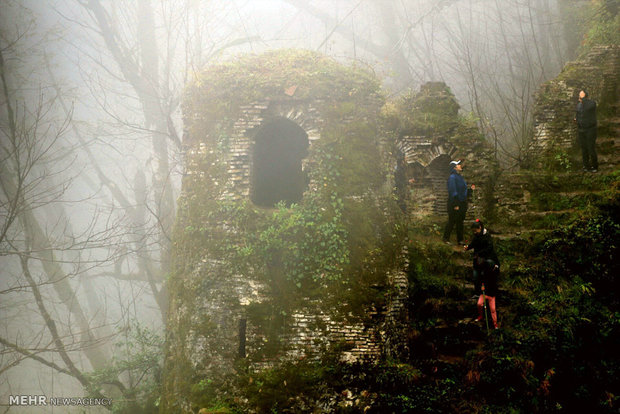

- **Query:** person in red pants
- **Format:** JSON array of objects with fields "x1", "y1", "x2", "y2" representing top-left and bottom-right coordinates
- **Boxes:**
[{"x1": 465, "y1": 219, "x2": 500, "y2": 329}]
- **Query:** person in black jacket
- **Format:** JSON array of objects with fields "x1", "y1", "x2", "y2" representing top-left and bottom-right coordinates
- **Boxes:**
[
  {"x1": 574, "y1": 89, "x2": 598, "y2": 172},
  {"x1": 465, "y1": 219, "x2": 499, "y2": 329}
]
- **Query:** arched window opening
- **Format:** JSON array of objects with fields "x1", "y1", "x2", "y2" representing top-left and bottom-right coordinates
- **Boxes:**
[{"x1": 251, "y1": 118, "x2": 309, "y2": 207}]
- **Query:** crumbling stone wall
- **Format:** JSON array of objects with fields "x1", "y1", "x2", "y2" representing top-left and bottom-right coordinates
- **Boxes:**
[
  {"x1": 161, "y1": 50, "x2": 408, "y2": 413},
  {"x1": 384, "y1": 82, "x2": 499, "y2": 220},
  {"x1": 493, "y1": 45, "x2": 619, "y2": 226},
  {"x1": 527, "y1": 45, "x2": 620, "y2": 164}
]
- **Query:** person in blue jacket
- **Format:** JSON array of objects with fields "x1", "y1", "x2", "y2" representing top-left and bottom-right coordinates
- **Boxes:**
[{"x1": 442, "y1": 160, "x2": 474, "y2": 244}]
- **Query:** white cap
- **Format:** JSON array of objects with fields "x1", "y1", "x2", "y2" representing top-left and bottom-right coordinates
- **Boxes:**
[{"x1": 449, "y1": 160, "x2": 461, "y2": 167}]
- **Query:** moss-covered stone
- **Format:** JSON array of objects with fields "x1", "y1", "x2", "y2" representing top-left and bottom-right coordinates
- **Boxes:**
[
  {"x1": 383, "y1": 81, "x2": 460, "y2": 139},
  {"x1": 161, "y1": 49, "x2": 406, "y2": 413},
  {"x1": 183, "y1": 49, "x2": 383, "y2": 146},
  {"x1": 527, "y1": 44, "x2": 620, "y2": 167},
  {"x1": 383, "y1": 82, "x2": 500, "y2": 222}
]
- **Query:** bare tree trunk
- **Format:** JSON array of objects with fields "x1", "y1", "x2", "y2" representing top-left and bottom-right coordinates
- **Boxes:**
[
  {"x1": 137, "y1": 0, "x2": 174, "y2": 296},
  {"x1": 15, "y1": 183, "x2": 111, "y2": 371},
  {"x1": 19, "y1": 255, "x2": 93, "y2": 388},
  {"x1": 1, "y1": 48, "x2": 110, "y2": 371},
  {"x1": 44, "y1": 59, "x2": 168, "y2": 319},
  {"x1": 377, "y1": 2, "x2": 414, "y2": 93},
  {"x1": 84, "y1": 0, "x2": 176, "y2": 318}
]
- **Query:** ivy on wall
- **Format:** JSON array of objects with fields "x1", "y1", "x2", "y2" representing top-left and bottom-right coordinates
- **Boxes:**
[{"x1": 161, "y1": 49, "x2": 408, "y2": 413}]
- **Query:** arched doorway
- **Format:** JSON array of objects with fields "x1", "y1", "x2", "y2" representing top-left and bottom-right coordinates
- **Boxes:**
[
  {"x1": 427, "y1": 154, "x2": 452, "y2": 215},
  {"x1": 251, "y1": 118, "x2": 309, "y2": 207}
]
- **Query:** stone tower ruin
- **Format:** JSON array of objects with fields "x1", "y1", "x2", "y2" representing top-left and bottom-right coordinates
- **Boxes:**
[{"x1": 160, "y1": 50, "x2": 408, "y2": 413}]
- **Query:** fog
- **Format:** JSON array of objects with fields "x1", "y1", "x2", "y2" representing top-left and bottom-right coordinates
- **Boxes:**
[{"x1": 0, "y1": 0, "x2": 584, "y2": 411}]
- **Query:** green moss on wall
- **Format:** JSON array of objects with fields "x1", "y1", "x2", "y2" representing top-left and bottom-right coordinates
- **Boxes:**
[
  {"x1": 183, "y1": 49, "x2": 383, "y2": 145},
  {"x1": 161, "y1": 49, "x2": 405, "y2": 413},
  {"x1": 384, "y1": 82, "x2": 499, "y2": 222},
  {"x1": 529, "y1": 2, "x2": 619, "y2": 169},
  {"x1": 383, "y1": 82, "x2": 460, "y2": 138}
]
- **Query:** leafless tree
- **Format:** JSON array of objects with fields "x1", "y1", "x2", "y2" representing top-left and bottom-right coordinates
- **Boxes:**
[
  {"x1": 1, "y1": 0, "x2": 262, "y2": 408},
  {"x1": 1, "y1": 25, "x2": 120, "y2": 404},
  {"x1": 429, "y1": 0, "x2": 569, "y2": 164},
  {"x1": 0, "y1": 1, "x2": 168, "y2": 408},
  {"x1": 0, "y1": 0, "x2": 588, "y2": 408},
  {"x1": 284, "y1": 0, "x2": 573, "y2": 163},
  {"x1": 57, "y1": 0, "x2": 261, "y2": 318}
]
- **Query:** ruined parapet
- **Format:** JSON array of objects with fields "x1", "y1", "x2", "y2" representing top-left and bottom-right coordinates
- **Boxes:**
[
  {"x1": 161, "y1": 50, "x2": 407, "y2": 413},
  {"x1": 384, "y1": 82, "x2": 498, "y2": 219},
  {"x1": 527, "y1": 45, "x2": 620, "y2": 166}
]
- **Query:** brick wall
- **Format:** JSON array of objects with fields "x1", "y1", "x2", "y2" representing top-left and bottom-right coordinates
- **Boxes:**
[
  {"x1": 528, "y1": 45, "x2": 620, "y2": 159},
  {"x1": 179, "y1": 96, "x2": 407, "y2": 373}
]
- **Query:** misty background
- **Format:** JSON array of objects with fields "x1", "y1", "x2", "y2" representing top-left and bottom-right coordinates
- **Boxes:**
[{"x1": 0, "y1": 0, "x2": 589, "y2": 411}]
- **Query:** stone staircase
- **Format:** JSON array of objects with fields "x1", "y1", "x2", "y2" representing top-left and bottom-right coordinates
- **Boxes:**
[
  {"x1": 404, "y1": 154, "x2": 618, "y2": 381},
  {"x1": 598, "y1": 110, "x2": 620, "y2": 170}
]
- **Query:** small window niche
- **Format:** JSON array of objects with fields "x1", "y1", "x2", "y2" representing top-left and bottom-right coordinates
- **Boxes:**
[{"x1": 251, "y1": 118, "x2": 309, "y2": 207}]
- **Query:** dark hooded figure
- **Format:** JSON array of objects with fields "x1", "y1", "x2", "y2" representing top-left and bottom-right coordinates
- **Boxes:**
[
  {"x1": 442, "y1": 160, "x2": 471, "y2": 244},
  {"x1": 394, "y1": 150, "x2": 408, "y2": 213},
  {"x1": 575, "y1": 89, "x2": 598, "y2": 172}
]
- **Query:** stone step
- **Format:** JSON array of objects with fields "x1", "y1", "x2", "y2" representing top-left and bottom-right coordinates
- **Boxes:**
[
  {"x1": 413, "y1": 316, "x2": 495, "y2": 359},
  {"x1": 508, "y1": 170, "x2": 614, "y2": 193},
  {"x1": 524, "y1": 207, "x2": 578, "y2": 216},
  {"x1": 597, "y1": 136, "x2": 618, "y2": 147},
  {"x1": 527, "y1": 190, "x2": 610, "y2": 211},
  {"x1": 493, "y1": 229, "x2": 550, "y2": 241},
  {"x1": 436, "y1": 353, "x2": 466, "y2": 365}
]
